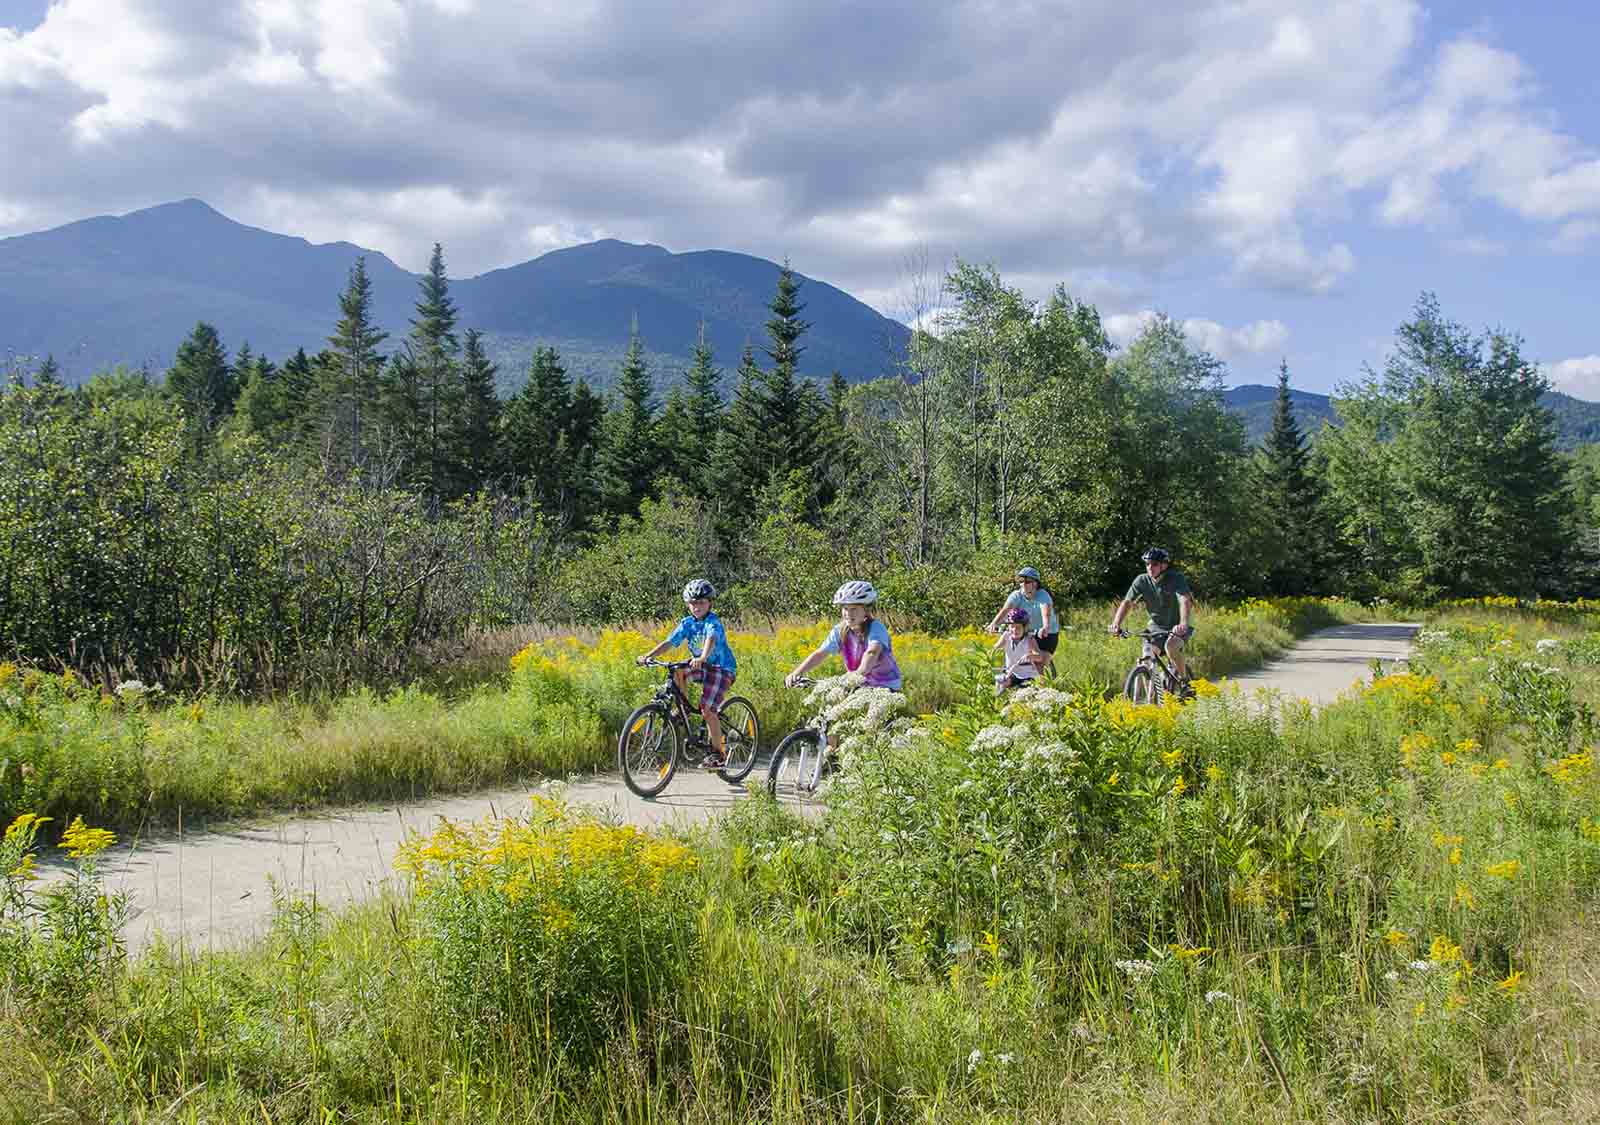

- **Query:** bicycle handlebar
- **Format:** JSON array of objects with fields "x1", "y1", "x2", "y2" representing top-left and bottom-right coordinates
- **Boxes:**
[{"x1": 639, "y1": 658, "x2": 694, "y2": 670}]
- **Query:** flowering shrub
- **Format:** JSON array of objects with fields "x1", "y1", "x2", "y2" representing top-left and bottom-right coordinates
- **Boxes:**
[
  {"x1": 397, "y1": 796, "x2": 703, "y2": 1056},
  {"x1": 0, "y1": 812, "x2": 126, "y2": 1024}
]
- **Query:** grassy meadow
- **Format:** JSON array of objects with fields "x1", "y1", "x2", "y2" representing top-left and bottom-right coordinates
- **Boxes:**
[
  {"x1": 9, "y1": 598, "x2": 1600, "y2": 1121},
  {"x1": 0, "y1": 596, "x2": 1361, "y2": 831}
]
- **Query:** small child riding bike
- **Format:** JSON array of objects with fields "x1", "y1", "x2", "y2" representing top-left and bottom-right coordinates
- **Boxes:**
[
  {"x1": 637, "y1": 578, "x2": 737, "y2": 769},
  {"x1": 993, "y1": 606, "x2": 1045, "y2": 693},
  {"x1": 784, "y1": 580, "x2": 903, "y2": 692}
]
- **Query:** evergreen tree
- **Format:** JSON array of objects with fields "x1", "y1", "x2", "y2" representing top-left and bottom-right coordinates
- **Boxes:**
[
  {"x1": 1258, "y1": 359, "x2": 1327, "y2": 593},
  {"x1": 566, "y1": 376, "x2": 607, "y2": 528},
  {"x1": 386, "y1": 243, "x2": 463, "y2": 498},
  {"x1": 709, "y1": 344, "x2": 765, "y2": 518},
  {"x1": 165, "y1": 321, "x2": 236, "y2": 453},
  {"x1": 233, "y1": 344, "x2": 287, "y2": 443},
  {"x1": 756, "y1": 263, "x2": 820, "y2": 483},
  {"x1": 458, "y1": 328, "x2": 500, "y2": 488},
  {"x1": 502, "y1": 347, "x2": 575, "y2": 515},
  {"x1": 34, "y1": 354, "x2": 64, "y2": 391},
  {"x1": 317, "y1": 257, "x2": 388, "y2": 478},
  {"x1": 679, "y1": 327, "x2": 724, "y2": 493},
  {"x1": 592, "y1": 332, "x2": 660, "y2": 521}
]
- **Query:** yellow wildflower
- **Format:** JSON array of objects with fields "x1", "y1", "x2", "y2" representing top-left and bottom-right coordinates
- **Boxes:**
[
  {"x1": 1169, "y1": 944, "x2": 1211, "y2": 960},
  {"x1": 1439, "y1": 751, "x2": 1457, "y2": 766},
  {"x1": 1468, "y1": 762, "x2": 1488, "y2": 778},
  {"x1": 1429, "y1": 936, "x2": 1463, "y2": 964},
  {"x1": 1493, "y1": 758, "x2": 1510, "y2": 771},
  {"x1": 1452, "y1": 882, "x2": 1474, "y2": 909},
  {"x1": 1171, "y1": 775, "x2": 1187, "y2": 797},
  {"x1": 1497, "y1": 970, "x2": 1524, "y2": 993},
  {"x1": 1206, "y1": 764, "x2": 1222, "y2": 783},
  {"x1": 1484, "y1": 859, "x2": 1521, "y2": 879},
  {"x1": 1455, "y1": 738, "x2": 1480, "y2": 754},
  {"x1": 59, "y1": 816, "x2": 116, "y2": 859},
  {"x1": 0, "y1": 661, "x2": 15, "y2": 688},
  {"x1": 1161, "y1": 748, "x2": 1184, "y2": 767},
  {"x1": 1448, "y1": 847, "x2": 1462, "y2": 866},
  {"x1": 1384, "y1": 929, "x2": 1408, "y2": 947},
  {"x1": 1107, "y1": 770, "x2": 1120, "y2": 787}
]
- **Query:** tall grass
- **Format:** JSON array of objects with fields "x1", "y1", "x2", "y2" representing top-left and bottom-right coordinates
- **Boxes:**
[{"x1": 0, "y1": 597, "x2": 1366, "y2": 831}]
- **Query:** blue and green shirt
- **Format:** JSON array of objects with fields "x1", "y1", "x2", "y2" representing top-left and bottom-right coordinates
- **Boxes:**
[{"x1": 665, "y1": 611, "x2": 737, "y2": 673}]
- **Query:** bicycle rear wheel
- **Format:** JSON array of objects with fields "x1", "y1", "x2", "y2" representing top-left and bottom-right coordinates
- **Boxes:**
[
  {"x1": 767, "y1": 729, "x2": 825, "y2": 798},
  {"x1": 1122, "y1": 664, "x2": 1156, "y2": 705},
  {"x1": 716, "y1": 696, "x2": 761, "y2": 783},
  {"x1": 618, "y1": 702, "x2": 680, "y2": 798}
]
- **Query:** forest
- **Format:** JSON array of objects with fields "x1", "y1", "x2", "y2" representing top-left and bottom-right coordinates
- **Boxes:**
[{"x1": 2, "y1": 247, "x2": 1592, "y2": 693}]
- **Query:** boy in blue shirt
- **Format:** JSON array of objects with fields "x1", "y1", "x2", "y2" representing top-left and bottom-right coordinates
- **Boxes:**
[{"x1": 637, "y1": 578, "x2": 738, "y2": 768}]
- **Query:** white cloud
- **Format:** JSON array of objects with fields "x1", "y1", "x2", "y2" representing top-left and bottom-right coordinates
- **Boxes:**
[
  {"x1": 1542, "y1": 356, "x2": 1600, "y2": 401},
  {"x1": 1549, "y1": 220, "x2": 1600, "y2": 254},
  {"x1": 1104, "y1": 311, "x2": 1289, "y2": 360}
]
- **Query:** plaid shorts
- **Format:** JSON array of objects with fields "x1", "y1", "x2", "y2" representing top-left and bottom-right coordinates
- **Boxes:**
[{"x1": 689, "y1": 663, "x2": 736, "y2": 712}]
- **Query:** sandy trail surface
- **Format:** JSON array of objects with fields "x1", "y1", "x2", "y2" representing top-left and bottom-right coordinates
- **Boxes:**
[{"x1": 62, "y1": 621, "x2": 1418, "y2": 954}]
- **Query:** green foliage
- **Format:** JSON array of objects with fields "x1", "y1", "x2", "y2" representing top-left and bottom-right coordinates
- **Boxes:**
[{"x1": 1323, "y1": 294, "x2": 1574, "y2": 597}]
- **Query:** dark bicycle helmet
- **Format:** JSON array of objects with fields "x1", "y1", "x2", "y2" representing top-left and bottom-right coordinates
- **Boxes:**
[
  {"x1": 682, "y1": 577, "x2": 716, "y2": 603},
  {"x1": 1003, "y1": 607, "x2": 1031, "y2": 624},
  {"x1": 1015, "y1": 566, "x2": 1041, "y2": 581},
  {"x1": 1140, "y1": 547, "x2": 1171, "y2": 564}
]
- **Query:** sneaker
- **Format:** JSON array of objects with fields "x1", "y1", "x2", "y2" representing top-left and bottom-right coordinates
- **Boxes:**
[{"x1": 701, "y1": 753, "x2": 725, "y2": 770}]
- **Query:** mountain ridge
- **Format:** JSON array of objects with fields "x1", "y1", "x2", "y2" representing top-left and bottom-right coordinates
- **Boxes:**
[
  {"x1": 1221, "y1": 384, "x2": 1600, "y2": 450},
  {"x1": 0, "y1": 200, "x2": 909, "y2": 387}
]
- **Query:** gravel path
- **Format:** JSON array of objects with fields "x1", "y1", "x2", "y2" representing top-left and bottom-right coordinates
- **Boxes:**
[{"x1": 65, "y1": 621, "x2": 1419, "y2": 954}]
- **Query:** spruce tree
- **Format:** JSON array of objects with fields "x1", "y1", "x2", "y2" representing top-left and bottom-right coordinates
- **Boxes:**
[
  {"x1": 165, "y1": 321, "x2": 236, "y2": 453},
  {"x1": 458, "y1": 328, "x2": 500, "y2": 488},
  {"x1": 592, "y1": 332, "x2": 660, "y2": 521},
  {"x1": 709, "y1": 344, "x2": 765, "y2": 518},
  {"x1": 756, "y1": 263, "x2": 819, "y2": 481},
  {"x1": 1259, "y1": 359, "x2": 1325, "y2": 593},
  {"x1": 317, "y1": 257, "x2": 388, "y2": 478},
  {"x1": 392, "y1": 243, "x2": 463, "y2": 498},
  {"x1": 680, "y1": 327, "x2": 724, "y2": 493},
  {"x1": 565, "y1": 376, "x2": 606, "y2": 528},
  {"x1": 502, "y1": 347, "x2": 574, "y2": 514}
]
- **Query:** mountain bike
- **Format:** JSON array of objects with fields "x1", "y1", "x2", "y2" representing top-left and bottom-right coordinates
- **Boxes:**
[
  {"x1": 618, "y1": 659, "x2": 761, "y2": 798},
  {"x1": 766, "y1": 678, "x2": 834, "y2": 799},
  {"x1": 1114, "y1": 628, "x2": 1194, "y2": 703}
]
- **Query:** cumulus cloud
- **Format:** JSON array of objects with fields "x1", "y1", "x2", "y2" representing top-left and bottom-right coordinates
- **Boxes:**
[
  {"x1": 0, "y1": 0, "x2": 1594, "y2": 315},
  {"x1": 1104, "y1": 311, "x2": 1289, "y2": 361},
  {"x1": 1542, "y1": 356, "x2": 1600, "y2": 401}
]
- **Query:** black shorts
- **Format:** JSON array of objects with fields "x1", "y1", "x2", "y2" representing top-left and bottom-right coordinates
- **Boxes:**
[
  {"x1": 1037, "y1": 632, "x2": 1059, "y2": 654},
  {"x1": 1004, "y1": 673, "x2": 1033, "y2": 689}
]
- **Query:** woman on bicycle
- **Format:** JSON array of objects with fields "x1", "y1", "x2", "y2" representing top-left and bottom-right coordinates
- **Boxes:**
[
  {"x1": 784, "y1": 580, "x2": 903, "y2": 691},
  {"x1": 637, "y1": 578, "x2": 737, "y2": 768},
  {"x1": 987, "y1": 565, "x2": 1060, "y2": 674}
]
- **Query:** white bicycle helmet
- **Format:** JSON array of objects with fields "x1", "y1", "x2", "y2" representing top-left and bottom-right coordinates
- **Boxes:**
[
  {"x1": 832, "y1": 580, "x2": 878, "y2": 606},
  {"x1": 682, "y1": 577, "x2": 716, "y2": 603}
]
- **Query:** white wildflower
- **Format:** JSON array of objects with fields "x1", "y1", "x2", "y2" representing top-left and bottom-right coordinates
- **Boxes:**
[
  {"x1": 115, "y1": 679, "x2": 162, "y2": 699},
  {"x1": 996, "y1": 1052, "x2": 1015, "y2": 1066},
  {"x1": 1204, "y1": 990, "x2": 1232, "y2": 1004},
  {"x1": 967, "y1": 1048, "x2": 983, "y2": 1074},
  {"x1": 1115, "y1": 958, "x2": 1158, "y2": 981},
  {"x1": 1408, "y1": 960, "x2": 1436, "y2": 974},
  {"x1": 1383, "y1": 970, "x2": 1399, "y2": 983},
  {"x1": 1536, "y1": 638, "x2": 1562, "y2": 655}
]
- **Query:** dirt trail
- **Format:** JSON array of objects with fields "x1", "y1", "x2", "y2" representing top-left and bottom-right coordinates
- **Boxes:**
[{"x1": 69, "y1": 621, "x2": 1418, "y2": 954}]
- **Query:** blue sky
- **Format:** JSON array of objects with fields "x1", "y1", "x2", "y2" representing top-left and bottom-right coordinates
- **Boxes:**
[{"x1": 1, "y1": 0, "x2": 1597, "y2": 396}]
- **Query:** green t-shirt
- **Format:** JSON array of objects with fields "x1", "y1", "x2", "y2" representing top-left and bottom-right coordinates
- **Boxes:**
[{"x1": 1125, "y1": 570, "x2": 1192, "y2": 630}]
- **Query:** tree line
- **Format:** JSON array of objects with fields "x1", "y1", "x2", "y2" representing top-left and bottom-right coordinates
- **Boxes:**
[{"x1": 2, "y1": 248, "x2": 1592, "y2": 694}]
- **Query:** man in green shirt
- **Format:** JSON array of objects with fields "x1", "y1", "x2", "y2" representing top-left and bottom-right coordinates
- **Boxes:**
[{"x1": 1107, "y1": 547, "x2": 1196, "y2": 684}]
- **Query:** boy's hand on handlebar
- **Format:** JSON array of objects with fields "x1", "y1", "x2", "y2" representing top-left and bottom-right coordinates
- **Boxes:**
[{"x1": 636, "y1": 655, "x2": 649, "y2": 666}]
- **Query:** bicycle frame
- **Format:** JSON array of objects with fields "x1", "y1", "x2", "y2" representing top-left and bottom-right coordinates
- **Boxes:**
[
  {"x1": 768, "y1": 679, "x2": 832, "y2": 795},
  {"x1": 644, "y1": 659, "x2": 713, "y2": 754},
  {"x1": 1119, "y1": 628, "x2": 1185, "y2": 700}
]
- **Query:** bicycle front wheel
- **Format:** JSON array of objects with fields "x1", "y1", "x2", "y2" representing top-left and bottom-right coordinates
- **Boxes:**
[
  {"x1": 716, "y1": 696, "x2": 761, "y2": 783},
  {"x1": 1123, "y1": 664, "x2": 1156, "y2": 705},
  {"x1": 618, "y1": 702, "x2": 680, "y2": 798},
  {"x1": 767, "y1": 729, "x2": 825, "y2": 798}
]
